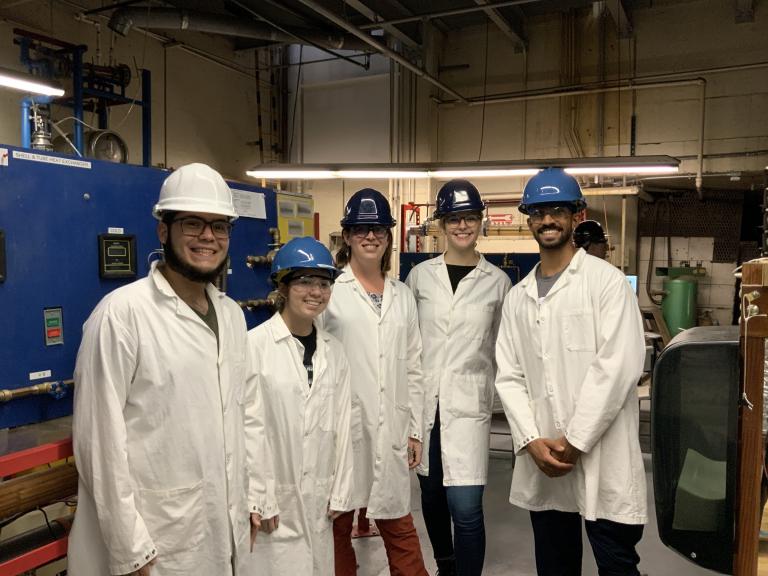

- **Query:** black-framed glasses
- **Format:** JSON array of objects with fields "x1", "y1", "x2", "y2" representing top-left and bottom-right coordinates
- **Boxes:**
[
  {"x1": 290, "y1": 275, "x2": 334, "y2": 292},
  {"x1": 528, "y1": 205, "x2": 573, "y2": 223},
  {"x1": 172, "y1": 216, "x2": 233, "y2": 239},
  {"x1": 444, "y1": 214, "x2": 482, "y2": 227},
  {"x1": 350, "y1": 224, "x2": 389, "y2": 239}
]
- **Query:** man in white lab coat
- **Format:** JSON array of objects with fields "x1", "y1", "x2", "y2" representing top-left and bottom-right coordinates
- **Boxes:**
[
  {"x1": 69, "y1": 164, "x2": 252, "y2": 576},
  {"x1": 495, "y1": 168, "x2": 647, "y2": 576}
]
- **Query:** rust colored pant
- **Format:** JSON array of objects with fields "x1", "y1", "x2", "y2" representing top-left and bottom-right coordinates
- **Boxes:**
[{"x1": 333, "y1": 510, "x2": 428, "y2": 576}]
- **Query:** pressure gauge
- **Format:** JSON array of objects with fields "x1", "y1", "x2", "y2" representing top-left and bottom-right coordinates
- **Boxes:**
[{"x1": 88, "y1": 130, "x2": 128, "y2": 163}]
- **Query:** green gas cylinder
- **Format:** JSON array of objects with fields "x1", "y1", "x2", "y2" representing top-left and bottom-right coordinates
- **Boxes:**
[{"x1": 661, "y1": 276, "x2": 698, "y2": 336}]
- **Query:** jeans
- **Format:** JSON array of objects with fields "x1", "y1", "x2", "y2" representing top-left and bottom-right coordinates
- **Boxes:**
[
  {"x1": 529, "y1": 509, "x2": 644, "y2": 576},
  {"x1": 418, "y1": 408, "x2": 485, "y2": 576}
]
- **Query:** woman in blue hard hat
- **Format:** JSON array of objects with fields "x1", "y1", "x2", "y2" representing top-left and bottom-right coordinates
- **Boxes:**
[
  {"x1": 245, "y1": 236, "x2": 354, "y2": 576},
  {"x1": 319, "y1": 188, "x2": 428, "y2": 576},
  {"x1": 405, "y1": 179, "x2": 511, "y2": 576}
]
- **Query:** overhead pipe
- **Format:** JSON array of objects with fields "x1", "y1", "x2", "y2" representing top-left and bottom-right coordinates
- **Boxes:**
[
  {"x1": 293, "y1": 0, "x2": 469, "y2": 104},
  {"x1": 108, "y1": 8, "x2": 372, "y2": 52},
  {"x1": 438, "y1": 78, "x2": 707, "y2": 195},
  {"x1": 358, "y1": 0, "x2": 543, "y2": 29}
]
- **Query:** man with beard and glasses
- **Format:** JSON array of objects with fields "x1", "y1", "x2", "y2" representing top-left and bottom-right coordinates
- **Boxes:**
[
  {"x1": 494, "y1": 168, "x2": 647, "y2": 576},
  {"x1": 69, "y1": 163, "x2": 253, "y2": 576}
]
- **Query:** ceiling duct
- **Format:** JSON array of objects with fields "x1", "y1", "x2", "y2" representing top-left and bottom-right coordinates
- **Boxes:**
[{"x1": 108, "y1": 7, "x2": 371, "y2": 51}]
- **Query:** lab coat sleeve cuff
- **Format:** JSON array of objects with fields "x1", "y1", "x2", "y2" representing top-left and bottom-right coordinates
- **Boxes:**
[
  {"x1": 564, "y1": 431, "x2": 589, "y2": 454},
  {"x1": 250, "y1": 501, "x2": 279, "y2": 519},
  {"x1": 514, "y1": 434, "x2": 538, "y2": 456},
  {"x1": 329, "y1": 495, "x2": 351, "y2": 512},
  {"x1": 409, "y1": 430, "x2": 422, "y2": 442},
  {"x1": 109, "y1": 546, "x2": 157, "y2": 576}
]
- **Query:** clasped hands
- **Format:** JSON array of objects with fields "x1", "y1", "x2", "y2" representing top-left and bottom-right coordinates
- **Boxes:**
[{"x1": 525, "y1": 435, "x2": 581, "y2": 478}]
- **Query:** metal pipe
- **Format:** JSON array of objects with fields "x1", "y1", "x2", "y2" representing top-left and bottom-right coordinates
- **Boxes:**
[
  {"x1": 0, "y1": 515, "x2": 72, "y2": 564},
  {"x1": 108, "y1": 7, "x2": 371, "y2": 52},
  {"x1": 20, "y1": 98, "x2": 31, "y2": 148},
  {"x1": 439, "y1": 78, "x2": 705, "y2": 107},
  {"x1": 358, "y1": 0, "x2": 542, "y2": 29},
  {"x1": 293, "y1": 0, "x2": 468, "y2": 103},
  {"x1": 696, "y1": 82, "x2": 706, "y2": 196},
  {"x1": 0, "y1": 380, "x2": 74, "y2": 403}
]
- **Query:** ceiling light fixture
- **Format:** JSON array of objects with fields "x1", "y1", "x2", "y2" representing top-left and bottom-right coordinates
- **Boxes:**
[
  {"x1": 247, "y1": 156, "x2": 680, "y2": 181},
  {"x1": 0, "y1": 67, "x2": 64, "y2": 97}
]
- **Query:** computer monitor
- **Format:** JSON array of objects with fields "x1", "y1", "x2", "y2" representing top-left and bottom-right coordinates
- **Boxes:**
[{"x1": 626, "y1": 274, "x2": 638, "y2": 294}]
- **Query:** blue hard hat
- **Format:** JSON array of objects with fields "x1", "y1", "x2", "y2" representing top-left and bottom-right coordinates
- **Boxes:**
[
  {"x1": 434, "y1": 179, "x2": 485, "y2": 218},
  {"x1": 271, "y1": 237, "x2": 340, "y2": 285},
  {"x1": 519, "y1": 168, "x2": 586, "y2": 215},
  {"x1": 340, "y1": 188, "x2": 396, "y2": 227}
]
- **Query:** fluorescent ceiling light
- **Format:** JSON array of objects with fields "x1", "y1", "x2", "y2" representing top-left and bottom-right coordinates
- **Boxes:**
[
  {"x1": 565, "y1": 166, "x2": 678, "y2": 175},
  {"x1": 337, "y1": 171, "x2": 430, "y2": 179},
  {"x1": 247, "y1": 156, "x2": 681, "y2": 181},
  {"x1": 432, "y1": 169, "x2": 540, "y2": 178},
  {"x1": 0, "y1": 67, "x2": 64, "y2": 97},
  {"x1": 246, "y1": 170, "x2": 337, "y2": 179}
]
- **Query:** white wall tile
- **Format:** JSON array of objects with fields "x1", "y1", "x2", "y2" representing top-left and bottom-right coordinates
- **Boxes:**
[
  {"x1": 710, "y1": 308, "x2": 734, "y2": 327},
  {"x1": 688, "y1": 237, "x2": 715, "y2": 262},
  {"x1": 710, "y1": 262, "x2": 739, "y2": 283},
  {"x1": 697, "y1": 284, "x2": 711, "y2": 306},
  {"x1": 639, "y1": 237, "x2": 668, "y2": 262},
  {"x1": 709, "y1": 284, "x2": 737, "y2": 307},
  {"x1": 670, "y1": 237, "x2": 690, "y2": 261}
]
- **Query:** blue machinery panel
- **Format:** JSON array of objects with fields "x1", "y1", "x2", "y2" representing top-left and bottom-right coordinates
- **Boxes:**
[
  {"x1": 399, "y1": 252, "x2": 540, "y2": 285},
  {"x1": 0, "y1": 146, "x2": 277, "y2": 429}
]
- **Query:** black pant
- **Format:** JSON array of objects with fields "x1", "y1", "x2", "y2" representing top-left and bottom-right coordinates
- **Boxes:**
[{"x1": 530, "y1": 510, "x2": 643, "y2": 576}]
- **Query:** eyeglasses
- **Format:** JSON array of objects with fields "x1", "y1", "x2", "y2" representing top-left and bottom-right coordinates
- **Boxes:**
[
  {"x1": 290, "y1": 275, "x2": 334, "y2": 292},
  {"x1": 172, "y1": 216, "x2": 233, "y2": 239},
  {"x1": 444, "y1": 214, "x2": 482, "y2": 227},
  {"x1": 350, "y1": 224, "x2": 389, "y2": 239},
  {"x1": 528, "y1": 206, "x2": 573, "y2": 222}
]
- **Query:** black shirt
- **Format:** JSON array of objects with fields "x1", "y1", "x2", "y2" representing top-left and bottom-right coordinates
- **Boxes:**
[
  {"x1": 446, "y1": 264, "x2": 476, "y2": 293},
  {"x1": 292, "y1": 326, "x2": 317, "y2": 388}
]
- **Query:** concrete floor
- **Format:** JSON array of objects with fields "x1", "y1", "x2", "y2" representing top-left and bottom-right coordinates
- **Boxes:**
[{"x1": 352, "y1": 453, "x2": 714, "y2": 576}]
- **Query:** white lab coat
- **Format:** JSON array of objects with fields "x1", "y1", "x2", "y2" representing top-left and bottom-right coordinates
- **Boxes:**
[
  {"x1": 244, "y1": 313, "x2": 354, "y2": 576},
  {"x1": 495, "y1": 249, "x2": 647, "y2": 524},
  {"x1": 69, "y1": 262, "x2": 252, "y2": 576},
  {"x1": 318, "y1": 266, "x2": 424, "y2": 519},
  {"x1": 405, "y1": 254, "x2": 511, "y2": 485}
]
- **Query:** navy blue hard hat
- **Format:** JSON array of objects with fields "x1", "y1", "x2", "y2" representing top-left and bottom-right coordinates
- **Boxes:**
[
  {"x1": 340, "y1": 188, "x2": 396, "y2": 227},
  {"x1": 519, "y1": 168, "x2": 586, "y2": 215},
  {"x1": 573, "y1": 220, "x2": 607, "y2": 247},
  {"x1": 434, "y1": 179, "x2": 485, "y2": 218},
  {"x1": 271, "y1": 236, "x2": 340, "y2": 285}
]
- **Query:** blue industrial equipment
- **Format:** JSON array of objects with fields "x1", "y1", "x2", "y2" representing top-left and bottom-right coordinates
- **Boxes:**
[
  {"x1": 399, "y1": 252, "x2": 540, "y2": 286},
  {"x1": 0, "y1": 145, "x2": 277, "y2": 429},
  {"x1": 14, "y1": 28, "x2": 151, "y2": 166},
  {"x1": 652, "y1": 326, "x2": 739, "y2": 574}
]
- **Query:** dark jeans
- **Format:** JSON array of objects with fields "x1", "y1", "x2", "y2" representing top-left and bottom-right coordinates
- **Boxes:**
[
  {"x1": 529, "y1": 510, "x2": 644, "y2": 576},
  {"x1": 418, "y1": 408, "x2": 485, "y2": 576}
]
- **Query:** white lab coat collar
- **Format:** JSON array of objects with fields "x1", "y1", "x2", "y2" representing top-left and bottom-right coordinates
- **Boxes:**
[
  {"x1": 520, "y1": 248, "x2": 586, "y2": 302},
  {"x1": 427, "y1": 253, "x2": 495, "y2": 297},
  {"x1": 265, "y1": 312, "x2": 331, "y2": 394},
  {"x1": 336, "y1": 265, "x2": 399, "y2": 321},
  {"x1": 150, "y1": 260, "x2": 225, "y2": 311}
]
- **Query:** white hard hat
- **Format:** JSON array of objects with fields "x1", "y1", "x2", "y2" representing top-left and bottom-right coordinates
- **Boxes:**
[{"x1": 153, "y1": 163, "x2": 238, "y2": 221}]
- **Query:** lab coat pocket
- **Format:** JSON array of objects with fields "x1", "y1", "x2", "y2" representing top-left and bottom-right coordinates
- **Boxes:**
[
  {"x1": 137, "y1": 479, "x2": 205, "y2": 570},
  {"x1": 561, "y1": 310, "x2": 596, "y2": 352},
  {"x1": 313, "y1": 479, "x2": 333, "y2": 532},
  {"x1": 464, "y1": 304, "x2": 496, "y2": 342},
  {"x1": 445, "y1": 374, "x2": 483, "y2": 418},
  {"x1": 272, "y1": 486, "x2": 302, "y2": 541},
  {"x1": 315, "y1": 385, "x2": 335, "y2": 432},
  {"x1": 392, "y1": 403, "x2": 410, "y2": 450}
]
